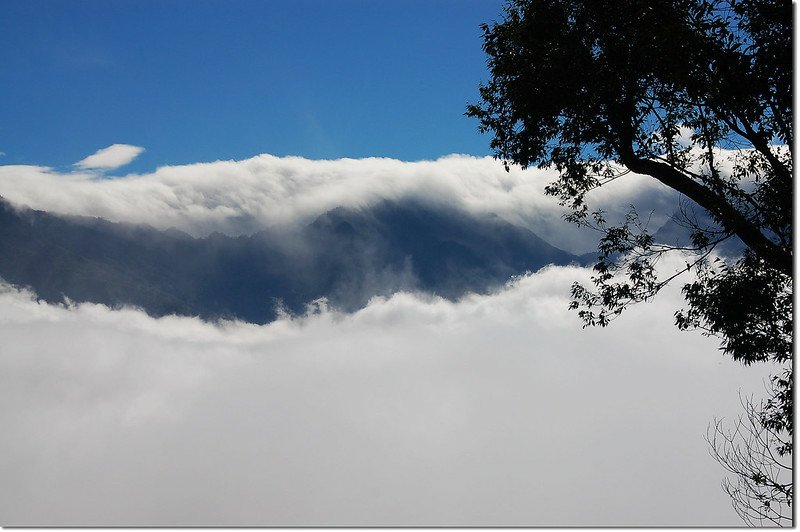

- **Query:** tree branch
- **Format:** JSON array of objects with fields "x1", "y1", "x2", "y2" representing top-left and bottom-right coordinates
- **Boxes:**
[{"x1": 617, "y1": 145, "x2": 792, "y2": 276}]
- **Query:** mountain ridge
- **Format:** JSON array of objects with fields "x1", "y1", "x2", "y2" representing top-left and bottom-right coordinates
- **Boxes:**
[{"x1": 0, "y1": 197, "x2": 586, "y2": 323}]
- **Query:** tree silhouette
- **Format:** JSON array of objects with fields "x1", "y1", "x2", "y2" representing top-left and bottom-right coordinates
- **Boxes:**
[
  {"x1": 467, "y1": 0, "x2": 791, "y2": 523},
  {"x1": 707, "y1": 386, "x2": 792, "y2": 526}
]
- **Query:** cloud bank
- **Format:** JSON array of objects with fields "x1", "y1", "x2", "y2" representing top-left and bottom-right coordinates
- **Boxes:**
[
  {"x1": 0, "y1": 260, "x2": 773, "y2": 526},
  {"x1": 0, "y1": 153, "x2": 677, "y2": 253},
  {"x1": 75, "y1": 144, "x2": 145, "y2": 170}
]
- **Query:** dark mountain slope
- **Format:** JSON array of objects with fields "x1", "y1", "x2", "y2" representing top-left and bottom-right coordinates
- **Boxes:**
[
  {"x1": 305, "y1": 201, "x2": 578, "y2": 305},
  {"x1": 0, "y1": 198, "x2": 581, "y2": 323}
]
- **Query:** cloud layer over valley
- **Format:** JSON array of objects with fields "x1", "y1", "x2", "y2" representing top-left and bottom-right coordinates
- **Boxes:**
[
  {"x1": 0, "y1": 262, "x2": 772, "y2": 526},
  {"x1": 0, "y1": 151, "x2": 760, "y2": 526}
]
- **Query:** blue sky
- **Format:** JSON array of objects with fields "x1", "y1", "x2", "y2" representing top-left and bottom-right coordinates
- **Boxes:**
[{"x1": 0, "y1": 0, "x2": 504, "y2": 173}]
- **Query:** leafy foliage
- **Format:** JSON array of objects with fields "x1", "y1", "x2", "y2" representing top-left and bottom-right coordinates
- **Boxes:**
[{"x1": 467, "y1": 0, "x2": 792, "y2": 524}]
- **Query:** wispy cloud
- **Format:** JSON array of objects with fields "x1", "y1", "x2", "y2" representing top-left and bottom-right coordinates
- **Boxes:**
[
  {"x1": 0, "y1": 258, "x2": 772, "y2": 526},
  {"x1": 75, "y1": 143, "x2": 144, "y2": 170}
]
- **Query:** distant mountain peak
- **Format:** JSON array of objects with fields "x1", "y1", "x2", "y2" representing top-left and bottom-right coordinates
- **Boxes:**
[{"x1": 0, "y1": 198, "x2": 580, "y2": 324}]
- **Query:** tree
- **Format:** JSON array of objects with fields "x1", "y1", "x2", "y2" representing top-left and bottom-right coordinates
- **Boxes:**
[
  {"x1": 466, "y1": 0, "x2": 792, "y2": 524},
  {"x1": 707, "y1": 386, "x2": 792, "y2": 526}
]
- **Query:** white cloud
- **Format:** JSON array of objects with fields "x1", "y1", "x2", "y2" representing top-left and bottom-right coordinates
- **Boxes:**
[
  {"x1": 0, "y1": 153, "x2": 677, "y2": 253},
  {"x1": 0, "y1": 260, "x2": 775, "y2": 526},
  {"x1": 676, "y1": 125, "x2": 695, "y2": 147},
  {"x1": 75, "y1": 143, "x2": 145, "y2": 170}
]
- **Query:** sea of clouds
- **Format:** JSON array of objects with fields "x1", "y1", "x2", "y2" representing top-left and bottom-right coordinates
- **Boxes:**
[
  {"x1": 0, "y1": 262, "x2": 774, "y2": 526},
  {"x1": 0, "y1": 152, "x2": 774, "y2": 525}
]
